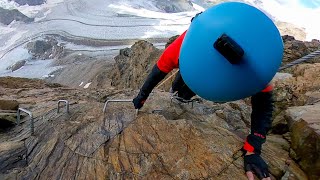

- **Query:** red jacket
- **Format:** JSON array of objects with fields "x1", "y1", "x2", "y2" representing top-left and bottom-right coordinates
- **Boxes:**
[{"x1": 157, "y1": 31, "x2": 187, "y2": 73}]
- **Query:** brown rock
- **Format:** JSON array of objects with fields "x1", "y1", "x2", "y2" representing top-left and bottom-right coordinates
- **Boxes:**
[
  {"x1": 0, "y1": 100, "x2": 19, "y2": 110},
  {"x1": 290, "y1": 64, "x2": 320, "y2": 106},
  {"x1": 110, "y1": 40, "x2": 163, "y2": 90},
  {"x1": 165, "y1": 35, "x2": 179, "y2": 48},
  {"x1": 0, "y1": 79, "x2": 307, "y2": 179},
  {"x1": 0, "y1": 141, "x2": 26, "y2": 173},
  {"x1": 286, "y1": 104, "x2": 320, "y2": 179},
  {"x1": 110, "y1": 36, "x2": 181, "y2": 91},
  {"x1": 263, "y1": 140, "x2": 308, "y2": 180},
  {"x1": 272, "y1": 64, "x2": 320, "y2": 135},
  {"x1": 272, "y1": 113, "x2": 289, "y2": 134},
  {"x1": 281, "y1": 160, "x2": 309, "y2": 180},
  {"x1": 0, "y1": 77, "x2": 47, "y2": 89},
  {"x1": 282, "y1": 40, "x2": 309, "y2": 64},
  {"x1": 281, "y1": 37, "x2": 320, "y2": 72}
]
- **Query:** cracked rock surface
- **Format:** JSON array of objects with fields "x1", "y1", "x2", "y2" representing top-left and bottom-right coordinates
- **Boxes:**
[{"x1": 0, "y1": 77, "x2": 307, "y2": 179}]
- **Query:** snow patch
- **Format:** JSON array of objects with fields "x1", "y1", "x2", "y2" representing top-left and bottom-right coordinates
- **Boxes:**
[
  {"x1": 83, "y1": 82, "x2": 91, "y2": 89},
  {"x1": 0, "y1": 59, "x2": 62, "y2": 79},
  {"x1": 0, "y1": 47, "x2": 31, "y2": 71},
  {"x1": 0, "y1": 0, "x2": 64, "y2": 18},
  {"x1": 191, "y1": 2, "x2": 205, "y2": 12}
]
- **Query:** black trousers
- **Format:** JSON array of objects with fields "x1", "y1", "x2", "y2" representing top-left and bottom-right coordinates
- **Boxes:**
[{"x1": 171, "y1": 71, "x2": 196, "y2": 100}]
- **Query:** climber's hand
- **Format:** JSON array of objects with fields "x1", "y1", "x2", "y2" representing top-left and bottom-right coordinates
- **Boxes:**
[
  {"x1": 133, "y1": 96, "x2": 146, "y2": 109},
  {"x1": 244, "y1": 152, "x2": 271, "y2": 180}
]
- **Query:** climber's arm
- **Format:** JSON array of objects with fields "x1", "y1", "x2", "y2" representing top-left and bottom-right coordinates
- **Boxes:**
[
  {"x1": 243, "y1": 85, "x2": 274, "y2": 180},
  {"x1": 133, "y1": 31, "x2": 187, "y2": 109}
]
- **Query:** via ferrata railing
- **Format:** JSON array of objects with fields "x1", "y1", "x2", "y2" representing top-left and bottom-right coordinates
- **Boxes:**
[{"x1": 17, "y1": 108, "x2": 34, "y2": 135}]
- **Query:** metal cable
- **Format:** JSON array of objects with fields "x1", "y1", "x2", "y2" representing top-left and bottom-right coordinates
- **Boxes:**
[{"x1": 279, "y1": 50, "x2": 320, "y2": 71}]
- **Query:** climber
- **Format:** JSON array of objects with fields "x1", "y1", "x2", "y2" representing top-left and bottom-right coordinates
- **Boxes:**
[{"x1": 132, "y1": 29, "x2": 274, "y2": 180}]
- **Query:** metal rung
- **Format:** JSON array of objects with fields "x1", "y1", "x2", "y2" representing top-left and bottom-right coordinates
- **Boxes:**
[
  {"x1": 103, "y1": 99, "x2": 134, "y2": 113},
  {"x1": 101, "y1": 99, "x2": 138, "y2": 133},
  {"x1": 152, "y1": 109, "x2": 163, "y2": 114},
  {"x1": 103, "y1": 99, "x2": 138, "y2": 120},
  {"x1": 17, "y1": 108, "x2": 34, "y2": 135},
  {"x1": 170, "y1": 95, "x2": 200, "y2": 108},
  {"x1": 57, "y1": 100, "x2": 69, "y2": 113}
]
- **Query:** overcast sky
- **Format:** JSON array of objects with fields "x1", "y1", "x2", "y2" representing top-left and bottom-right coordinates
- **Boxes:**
[{"x1": 241, "y1": 0, "x2": 319, "y2": 40}]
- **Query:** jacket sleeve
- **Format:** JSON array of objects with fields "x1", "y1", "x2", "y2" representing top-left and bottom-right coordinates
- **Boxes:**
[
  {"x1": 243, "y1": 85, "x2": 274, "y2": 154},
  {"x1": 136, "y1": 31, "x2": 187, "y2": 101},
  {"x1": 135, "y1": 64, "x2": 168, "y2": 101},
  {"x1": 157, "y1": 31, "x2": 187, "y2": 73}
]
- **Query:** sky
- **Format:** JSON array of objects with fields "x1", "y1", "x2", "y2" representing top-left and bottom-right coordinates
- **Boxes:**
[
  {"x1": 242, "y1": 0, "x2": 320, "y2": 40},
  {"x1": 299, "y1": 0, "x2": 320, "y2": 8}
]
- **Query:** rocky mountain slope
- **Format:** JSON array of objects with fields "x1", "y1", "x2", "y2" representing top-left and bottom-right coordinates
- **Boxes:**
[
  {"x1": 0, "y1": 77, "x2": 312, "y2": 179},
  {"x1": 0, "y1": 7, "x2": 33, "y2": 25},
  {"x1": 8, "y1": 0, "x2": 46, "y2": 6}
]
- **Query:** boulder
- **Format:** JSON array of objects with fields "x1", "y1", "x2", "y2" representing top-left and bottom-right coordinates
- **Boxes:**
[
  {"x1": 285, "y1": 103, "x2": 320, "y2": 179},
  {"x1": 165, "y1": 35, "x2": 179, "y2": 48},
  {"x1": 110, "y1": 40, "x2": 163, "y2": 89},
  {"x1": 281, "y1": 37, "x2": 320, "y2": 72},
  {"x1": 6, "y1": 60, "x2": 26, "y2": 72},
  {"x1": 272, "y1": 64, "x2": 320, "y2": 134},
  {"x1": 0, "y1": 100, "x2": 19, "y2": 111}
]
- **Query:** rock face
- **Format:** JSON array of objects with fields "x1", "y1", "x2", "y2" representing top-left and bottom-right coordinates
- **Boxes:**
[
  {"x1": 0, "y1": 100, "x2": 19, "y2": 111},
  {"x1": 9, "y1": 0, "x2": 46, "y2": 6},
  {"x1": 271, "y1": 34, "x2": 320, "y2": 135},
  {"x1": 2, "y1": 34, "x2": 320, "y2": 179},
  {"x1": 270, "y1": 64, "x2": 320, "y2": 148},
  {"x1": 154, "y1": 0, "x2": 194, "y2": 13},
  {"x1": 0, "y1": 100, "x2": 19, "y2": 133},
  {"x1": 0, "y1": 77, "x2": 308, "y2": 179},
  {"x1": 273, "y1": 63, "x2": 320, "y2": 111},
  {"x1": 165, "y1": 35, "x2": 179, "y2": 48},
  {"x1": 110, "y1": 40, "x2": 163, "y2": 90},
  {"x1": 271, "y1": 62, "x2": 320, "y2": 179},
  {"x1": 282, "y1": 36, "x2": 320, "y2": 66},
  {"x1": 286, "y1": 103, "x2": 320, "y2": 180},
  {"x1": 6, "y1": 60, "x2": 27, "y2": 72},
  {"x1": 0, "y1": 141, "x2": 26, "y2": 174},
  {"x1": 26, "y1": 37, "x2": 65, "y2": 60},
  {"x1": 48, "y1": 58, "x2": 114, "y2": 89},
  {"x1": 0, "y1": 7, "x2": 33, "y2": 25}
]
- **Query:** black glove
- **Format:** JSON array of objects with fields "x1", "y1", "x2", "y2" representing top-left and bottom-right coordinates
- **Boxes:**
[
  {"x1": 244, "y1": 153, "x2": 270, "y2": 179},
  {"x1": 133, "y1": 96, "x2": 146, "y2": 109},
  {"x1": 133, "y1": 65, "x2": 167, "y2": 109}
]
